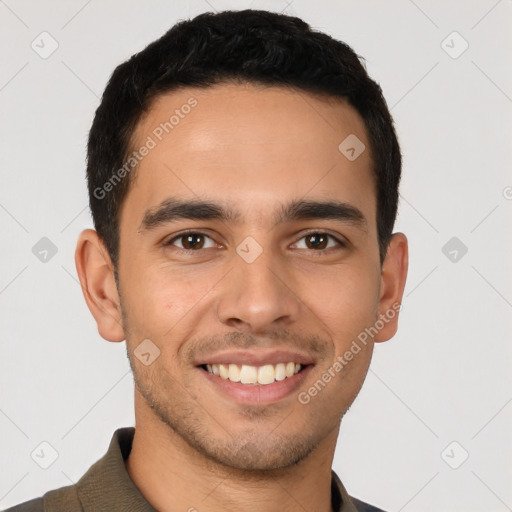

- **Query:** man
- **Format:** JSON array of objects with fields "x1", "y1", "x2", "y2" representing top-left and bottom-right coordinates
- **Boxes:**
[{"x1": 6, "y1": 9, "x2": 407, "y2": 512}]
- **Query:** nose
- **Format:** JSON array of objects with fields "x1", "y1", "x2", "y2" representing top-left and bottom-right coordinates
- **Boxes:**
[{"x1": 216, "y1": 245, "x2": 302, "y2": 334}]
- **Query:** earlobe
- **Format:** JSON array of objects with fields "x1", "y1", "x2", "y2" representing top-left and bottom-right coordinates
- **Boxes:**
[
  {"x1": 374, "y1": 232, "x2": 409, "y2": 343},
  {"x1": 75, "y1": 229, "x2": 125, "y2": 342}
]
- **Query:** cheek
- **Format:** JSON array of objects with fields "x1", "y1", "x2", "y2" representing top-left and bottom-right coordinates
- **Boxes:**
[
  {"x1": 123, "y1": 263, "x2": 219, "y2": 333},
  {"x1": 305, "y1": 264, "x2": 380, "y2": 339}
]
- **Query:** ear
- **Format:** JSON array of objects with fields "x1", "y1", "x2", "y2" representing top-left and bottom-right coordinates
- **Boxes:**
[
  {"x1": 75, "y1": 229, "x2": 125, "y2": 342},
  {"x1": 374, "y1": 232, "x2": 408, "y2": 343}
]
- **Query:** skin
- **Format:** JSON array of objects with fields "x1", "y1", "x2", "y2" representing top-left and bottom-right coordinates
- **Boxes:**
[{"x1": 75, "y1": 82, "x2": 408, "y2": 512}]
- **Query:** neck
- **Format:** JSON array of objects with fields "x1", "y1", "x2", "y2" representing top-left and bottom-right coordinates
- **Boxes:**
[{"x1": 126, "y1": 390, "x2": 338, "y2": 512}]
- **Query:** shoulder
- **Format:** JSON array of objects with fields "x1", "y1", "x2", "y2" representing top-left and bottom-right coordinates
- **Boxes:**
[
  {"x1": 2, "y1": 484, "x2": 82, "y2": 512},
  {"x1": 2, "y1": 497, "x2": 43, "y2": 512},
  {"x1": 351, "y1": 496, "x2": 388, "y2": 512},
  {"x1": 331, "y1": 469, "x2": 387, "y2": 512}
]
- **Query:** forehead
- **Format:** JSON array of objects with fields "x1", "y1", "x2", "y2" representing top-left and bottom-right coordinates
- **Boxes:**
[{"x1": 123, "y1": 82, "x2": 375, "y2": 227}]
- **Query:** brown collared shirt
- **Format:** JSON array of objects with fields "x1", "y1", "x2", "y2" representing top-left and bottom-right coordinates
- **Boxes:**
[{"x1": 4, "y1": 427, "x2": 385, "y2": 512}]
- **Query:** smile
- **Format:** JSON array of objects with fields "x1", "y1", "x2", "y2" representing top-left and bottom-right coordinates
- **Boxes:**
[{"x1": 203, "y1": 362, "x2": 302, "y2": 385}]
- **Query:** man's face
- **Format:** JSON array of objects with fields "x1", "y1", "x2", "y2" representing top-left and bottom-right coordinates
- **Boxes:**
[{"x1": 117, "y1": 82, "x2": 383, "y2": 471}]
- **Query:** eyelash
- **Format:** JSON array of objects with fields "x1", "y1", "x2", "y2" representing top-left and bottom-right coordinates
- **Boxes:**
[{"x1": 164, "y1": 230, "x2": 346, "y2": 253}]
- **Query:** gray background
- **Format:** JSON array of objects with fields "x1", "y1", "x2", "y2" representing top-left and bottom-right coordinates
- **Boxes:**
[{"x1": 1, "y1": 0, "x2": 511, "y2": 510}]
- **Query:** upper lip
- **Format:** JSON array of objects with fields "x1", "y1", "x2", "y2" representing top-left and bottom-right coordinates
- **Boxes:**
[{"x1": 195, "y1": 349, "x2": 316, "y2": 367}]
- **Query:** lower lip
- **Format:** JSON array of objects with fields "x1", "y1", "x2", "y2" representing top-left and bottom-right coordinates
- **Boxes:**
[{"x1": 199, "y1": 365, "x2": 313, "y2": 405}]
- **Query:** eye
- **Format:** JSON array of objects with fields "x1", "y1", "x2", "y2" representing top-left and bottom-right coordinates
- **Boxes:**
[
  {"x1": 165, "y1": 232, "x2": 217, "y2": 251},
  {"x1": 293, "y1": 232, "x2": 345, "y2": 251}
]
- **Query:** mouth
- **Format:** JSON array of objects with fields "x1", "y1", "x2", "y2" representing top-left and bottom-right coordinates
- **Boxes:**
[
  {"x1": 201, "y1": 361, "x2": 305, "y2": 385},
  {"x1": 197, "y1": 356, "x2": 314, "y2": 404}
]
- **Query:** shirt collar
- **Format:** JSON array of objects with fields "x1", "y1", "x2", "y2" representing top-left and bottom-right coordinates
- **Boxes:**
[
  {"x1": 76, "y1": 427, "x2": 157, "y2": 511},
  {"x1": 76, "y1": 427, "x2": 358, "y2": 512}
]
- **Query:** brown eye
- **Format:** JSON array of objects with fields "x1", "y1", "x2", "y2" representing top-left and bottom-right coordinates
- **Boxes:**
[
  {"x1": 294, "y1": 232, "x2": 344, "y2": 251},
  {"x1": 166, "y1": 232, "x2": 215, "y2": 251},
  {"x1": 305, "y1": 233, "x2": 329, "y2": 250},
  {"x1": 181, "y1": 233, "x2": 204, "y2": 250}
]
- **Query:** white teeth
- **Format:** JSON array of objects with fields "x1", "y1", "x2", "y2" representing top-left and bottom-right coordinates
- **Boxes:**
[
  {"x1": 228, "y1": 364, "x2": 241, "y2": 382},
  {"x1": 219, "y1": 364, "x2": 229, "y2": 379},
  {"x1": 258, "y1": 364, "x2": 275, "y2": 385},
  {"x1": 206, "y1": 362, "x2": 303, "y2": 385},
  {"x1": 240, "y1": 364, "x2": 258, "y2": 384},
  {"x1": 275, "y1": 363, "x2": 286, "y2": 381}
]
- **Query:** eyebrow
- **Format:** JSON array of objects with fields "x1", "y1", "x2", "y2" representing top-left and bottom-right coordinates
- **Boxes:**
[{"x1": 139, "y1": 197, "x2": 368, "y2": 232}]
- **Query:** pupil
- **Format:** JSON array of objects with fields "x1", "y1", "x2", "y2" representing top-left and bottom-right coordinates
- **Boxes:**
[
  {"x1": 185, "y1": 234, "x2": 202, "y2": 249},
  {"x1": 308, "y1": 234, "x2": 327, "y2": 249}
]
